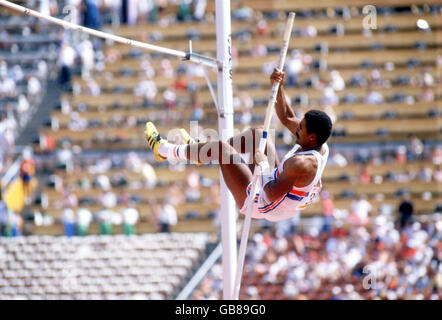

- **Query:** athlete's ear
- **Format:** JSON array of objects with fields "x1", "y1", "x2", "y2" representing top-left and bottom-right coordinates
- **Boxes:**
[{"x1": 310, "y1": 133, "x2": 317, "y2": 145}]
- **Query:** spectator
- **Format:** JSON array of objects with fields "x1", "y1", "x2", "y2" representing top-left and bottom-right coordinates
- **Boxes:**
[
  {"x1": 76, "y1": 207, "x2": 92, "y2": 236},
  {"x1": 251, "y1": 44, "x2": 268, "y2": 57},
  {"x1": 408, "y1": 135, "x2": 424, "y2": 161},
  {"x1": 174, "y1": 72, "x2": 188, "y2": 91},
  {"x1": 329, "y1": 70, "x2": 345, "y2": 91},
  {"x1": 98, "y1": 190, "x2": 117, "y2": 209},
  {"x1": 20, "y1": 148, "x2": 35, "y2": 205},
  {"x1": 396, "y1": 146, "x2": 407, "y2": 164},
  {"x1": 134, "y1": 75, "x2": 157, "y2": 108},
  {"x1": 96, "y1": 209, "x2": 114, "y2": 235},
  {"x1": 398, "y1": 194, "x2": 414, "y2": 230},
  {"x1": 78, "y1": 36, "x2": 95, "y2": 80},
  {"x1": 61, "y1": 207, "x2": 76, "y2": 237},
  {"x1": 419, "y1": 86, "x2": 434, "y2": 102},
  {"x1": 82, "y1": 0, "x2": 101, "y2": 30},
  {"x1": 193, "y1": 0, "x2": 207, "y2": 21},
  {"x1": 177, "y1": 0, "x2": 192, "y2": 22},
  {"x1": 190, "y1": 103, "x2": 204, "y2": 122},
  {"x1": 349, "y1": 194, "x2": 372, "y2": 225},
  {"x1": 162, "y1": 88, "x2": 177, "y2": 124},
  {"x1": 321, "y1": 190, "x2": 334, "y2": 234},
  {"x1": 365, "y1": 89, "x2": 384, "y2": 105},
  {"x1": 285, "y1": 50, "x2": 303, "y2": 87},
  {"x1": 58, "y1": 42, "x2": 77, "y2": 90},
  {"x1": 157, "y1": 200, "x2": 177, "y2": 233},
  {"x1": 255, "y1": 19, "x2": 269, "y2": 37},
  {"x1": 301, "y1": 24, "x2": 317, "y2": 38},
  {"x1": 234, "y1": 92, "x2": 254, "y2": 125},
  {"x1": 369, "y1": 69, "x2": 384, "y2": 87},
  {"x1": 9, "y1": 211, "x2": 22, "y2": 237},
  {"x1": 0, "y1": 111, "x2": 17, "y2": 158},
  {"x1": 185, "y1": 169, "x2": 201, "y2": 202},
  {"x1": 418, "y1": 165, "x2": 432, "y2": 182},
  {"x1": 0, "y1": 191, "x2": 8, "y2": 237},
  {"x1": 121, "y1": 203, "x2": 139, "y2": 236},
  {"x1": 107, "y1": 0, "x2": 122, "y2": 26},
  {"x1": 16, "y1": 95, "x2": 30, "y2": 126},
  {"x1": 26, "y1": 76, "x2": 41, "y2": 104},
  {"x1": 322, "y1": 86, "x2": 339, "y2": 106},
  {"x1": 55, "y1": 141, "x2": 74, "y2": 172}
]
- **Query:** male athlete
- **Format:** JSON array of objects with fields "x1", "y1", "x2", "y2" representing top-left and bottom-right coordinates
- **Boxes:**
[{"x1": 144, "y1": 68, "x2": 332, "y2": 222}]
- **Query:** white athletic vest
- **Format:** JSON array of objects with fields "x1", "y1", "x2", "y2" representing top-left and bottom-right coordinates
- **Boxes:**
[{"x1": 242, "y1": 143, "x2": 329, "y2": 222}]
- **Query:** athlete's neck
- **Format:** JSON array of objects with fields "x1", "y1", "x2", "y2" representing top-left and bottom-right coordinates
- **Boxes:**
[{"x1": 298, "y1": 142, "x2": 322, "y2": 153}]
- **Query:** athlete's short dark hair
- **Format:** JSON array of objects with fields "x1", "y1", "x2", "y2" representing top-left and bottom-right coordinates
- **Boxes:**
[{"x1": 304, "y1": 110, "x2": 332, "y2": 147}]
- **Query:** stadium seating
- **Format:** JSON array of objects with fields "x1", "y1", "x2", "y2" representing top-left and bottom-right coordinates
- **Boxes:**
[{"x1": 0, "y1": 232, "x2": 210, "y2": 299}]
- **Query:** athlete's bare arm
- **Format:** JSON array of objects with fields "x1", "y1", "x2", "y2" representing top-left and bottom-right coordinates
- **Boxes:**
[
  {"x1": 271, "y1": 68, "x2": 300, "y2": 136},
  {"x1": 258, "y1": 151, "x2": 318, "y2": 203}
]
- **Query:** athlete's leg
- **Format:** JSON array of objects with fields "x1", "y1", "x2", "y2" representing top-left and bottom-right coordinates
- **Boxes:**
[
  {"x1": 184, "y1": 140, "x2": 252, "y2": 207},
  {"x1": 145, "y1": 122, "x2": 252, "y2": 208},
  {"x1": 227, "y1": 127, "x2": 280, "y2": 173}
]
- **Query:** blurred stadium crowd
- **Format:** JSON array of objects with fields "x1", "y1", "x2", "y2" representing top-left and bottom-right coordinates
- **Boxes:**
[
  {"x1": 194, "y1": 217, "x2": 442, "y2": 300},
  {"x1": 0, "y1": 0, "x2": 441, "y2": 300}
]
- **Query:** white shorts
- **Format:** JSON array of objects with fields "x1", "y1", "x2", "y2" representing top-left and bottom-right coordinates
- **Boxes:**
[
  {"x1": 239, "y1": 182, "x2": 280, "y2": 220},
  {"x1": 239, "y1": 182, "x2": 301, "y2": 222}
]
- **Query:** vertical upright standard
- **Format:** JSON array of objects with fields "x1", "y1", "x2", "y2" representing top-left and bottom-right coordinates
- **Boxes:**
[{"x1": 215, "y1": 0, "x2": 237, "y2": 300}]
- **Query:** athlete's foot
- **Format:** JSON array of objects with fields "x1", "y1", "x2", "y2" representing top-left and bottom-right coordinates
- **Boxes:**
[
  {"x1": 144, "y1": 122, "x2": 167, "y2": 162},
  {"x1": 179, "y1": 128, "x2": 202, "y2": 166}
]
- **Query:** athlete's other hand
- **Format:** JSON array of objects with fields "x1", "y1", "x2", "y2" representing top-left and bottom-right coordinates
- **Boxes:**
[{"x1": 270, "y1": 68, "x2": 285, "y2": 86}]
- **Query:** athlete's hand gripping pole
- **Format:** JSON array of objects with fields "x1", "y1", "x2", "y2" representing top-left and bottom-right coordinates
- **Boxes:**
[{"x1": 233, "y1": 12, "x2": 295, "y2": 300}]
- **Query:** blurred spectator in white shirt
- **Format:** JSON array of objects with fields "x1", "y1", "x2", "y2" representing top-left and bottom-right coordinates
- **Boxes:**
[
  {"x1": 193, "y1": 0, "x2": 207, "y2": 21},
  {"x1": 96, "y1": 209, "x2": 114, "y2": 235},
  {"x1": 160, "y1": 59, "x2": 175, "y2": 78},
  {"x1": 134, "y1": 76, "x2": 157, "y2": 105},
  {"x1": 409, "y1": 135, "x2": 424, "y2": 160},
  {"x1": 78, "y1": 37, "x2": 95, "y2": 80},
  {"x1": 140, "y1": 58, "x2": 156, "y2": 78},
  {"x1": 418, "y1": 165, "x2": 432, "y2": 182},
  {"x1": 329, "y1": 70, "x2": 345, "y2": 91},
  {"x1": 84, "y1": 79, "x2": 101, "y2": 96},
  {"x1": 76, "y1": 207, "x2": 92, "y2": 236},
  {"x1": 17, "y1": 95, "x2": 30, "y2": 126},
  {"x1": 27, "y1": 76, "x2": 41, "y2": 104},
  {"x1": 58, "y1": 42, "x2": 77, "y2": 89},
  {"x1": 0, "y1": 76, "x2": 16, "y2": 98},
  {"x1": 122, "y1": 204, "x2": 139, "y2": 235},
  {"x1": 99, "y1": 190, "x2": 117, "y2": 208},
  {"x1": 157, "y1": 201, "x2": 177, "y2": 233},
  {"x1": 286, "y1": 50, "x2": 303, "y2": 87},
  {"x1": 349, "y1": 195, "x2": 372, "y2": 225},
  {"x1": 322, "y1": 86, "x2": 339, "y2": 106},
  {"x1": 56, "y1": 141, "x2": 74, "y2": 172},
  {"x1": 365, "y1": 90, "x2": 384, "y2": 105},
  {"x1": 301, "y1": 24, "x2": 317, "y2": 38},
  {"x1": 62, "y1": 207, "x2": 76, "y2": 237},
  {"x1": 185, "y1": 169, "x2": 201, "y2": 202}
]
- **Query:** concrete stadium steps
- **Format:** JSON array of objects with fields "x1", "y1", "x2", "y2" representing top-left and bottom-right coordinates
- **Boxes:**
[
  {"x1": 72, "y1": 66, "x2": 439, "y2": 92},
  {"x1": 39, "y1": 116, "x2": 441, "y2": 150},
  {"x1": 110, "y1": 13, "x2": 441, "y2": 39},
  {"x1": 51, "y1": 102, "x2": 441, "y2": 128},
  {"x1": 111, "y1": 30, "x2": 442, "y2": 55}
]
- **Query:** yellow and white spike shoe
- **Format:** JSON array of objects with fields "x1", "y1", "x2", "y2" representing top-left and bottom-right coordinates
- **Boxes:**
[
  {"x1": 179, "y1": 128, "x2": 202, "y2": 166},
  {"x1": 144, "y1": 122, "x2": 167, "y2": 162}
]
